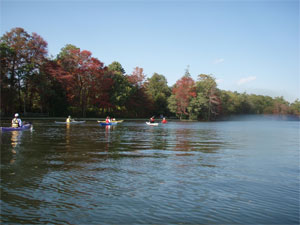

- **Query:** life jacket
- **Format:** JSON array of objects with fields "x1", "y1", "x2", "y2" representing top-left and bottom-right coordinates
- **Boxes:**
[
  {"x1": 106, "y1": 119, "x2": 110, "y2": 123},
  {"x1": 12, "y1": 118, "x2": 19, "y2": 128},
  {"x1": 66, "y1": 118, "x2": 71, "y2": 123}
]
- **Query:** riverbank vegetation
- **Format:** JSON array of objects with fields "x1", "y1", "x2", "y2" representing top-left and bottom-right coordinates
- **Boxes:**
[{"x1": 1, "y1": 27, "x2": 299, "y2": 120}]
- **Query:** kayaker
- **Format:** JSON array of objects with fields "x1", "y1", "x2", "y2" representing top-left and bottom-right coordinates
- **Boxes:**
[
  {"x1": 11, "y1": 113, "x2": 22, "y2": 128},
  {"x1": 66, "y1": 115, "x2": 74, "y2": 123},
  {"x1": 149, "y1": 116, "x2": 155, "y2": 123},
  {"x1": 162, "y1": 117, "x2": 167, "y2": 124},
  {"x1": 105, "y1": 116, "x2": 111, "y2": 123}
]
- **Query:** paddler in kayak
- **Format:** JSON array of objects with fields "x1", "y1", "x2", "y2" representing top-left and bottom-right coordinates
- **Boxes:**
[
  {"x1": 66, "y1": 115, "x2": 74, "y2": 123},
  {"x1": 162, "y1": 117, "x2": 167, "y2": 124},
  {"x1": 149, "y1": 116, "x2": 155, "y2": 123},
  {"x1": 11, "y1": 113, "x2": 22, "y2": 128},
  {"x1": 105, "y1": 116, "x2": 111, "y2": 123}
]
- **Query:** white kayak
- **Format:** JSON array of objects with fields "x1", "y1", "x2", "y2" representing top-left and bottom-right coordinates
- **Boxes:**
[
  {"x1": 146, "y1": 122, "x2": 159, "y2": 126},
  {"x1": 55, "y1": 121, "x2": 86, "y2": 124}
]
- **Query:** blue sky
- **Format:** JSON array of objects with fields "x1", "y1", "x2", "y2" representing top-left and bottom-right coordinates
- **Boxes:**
[{"x1": 1, "y1": 0, "x2": 299, "y2": 102}]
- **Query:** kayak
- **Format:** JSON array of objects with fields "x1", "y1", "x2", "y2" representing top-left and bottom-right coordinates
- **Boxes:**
[
  {"x1": 1, "y1": 124, "x2": 32, "y2": 132},
  {"x1": 100, "y1": 122, "x2": 117, "y2": 126},
  {"x1": 97, "y1": 120, "x2": 123, "y2": 123},
  {"x1": 146, "y1": 122, "x2": 159, "y2": 126},
  {"x1": 55, "y1": 121, "x2": 86, "y2": 124}
]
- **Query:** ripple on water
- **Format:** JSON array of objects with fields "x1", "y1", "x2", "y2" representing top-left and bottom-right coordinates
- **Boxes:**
[{"x1": 0, "y1": 120, "x2": 299, "y2": 224}]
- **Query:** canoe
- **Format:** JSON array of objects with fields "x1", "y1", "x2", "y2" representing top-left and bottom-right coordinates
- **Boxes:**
[
  {"x1": 100, "y1": 122, "x2": 117, "y2": 126},
  {"x1": 97, "y1": 120, "x2": 123, "y2": 123},
  {"x1": 55, "y1": 121, "x2": 86, "y2": 124},
  {"x1": 146, "y1": 122, "x2": 159, "y2": 126},
  {"x1": 1, "y1": 124, "x2": 32, "y2": 132}
]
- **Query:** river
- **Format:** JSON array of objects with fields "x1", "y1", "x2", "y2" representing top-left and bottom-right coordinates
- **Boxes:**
[{"x1": 1, "y1": 118, "x2": 299, "y2": 224}]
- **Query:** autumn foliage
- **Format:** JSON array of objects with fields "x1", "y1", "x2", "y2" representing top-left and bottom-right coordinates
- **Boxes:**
[
  {"x1": 1, "y1": 27, "x2": 299, "y2": 119},
  {"x1": 171, "y1": 74, "x2": 196, "y2": 117}
]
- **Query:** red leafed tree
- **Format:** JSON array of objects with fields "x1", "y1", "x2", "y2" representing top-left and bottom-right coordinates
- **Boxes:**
[
  {"x1": 128, "y1": 66, "x2": 146, "y2": 87},
  {"x1": 126, "y1": 67, "x2": 154, "y2": 117},
  {"x1": 171, "y1": 70, "x2": 196, "y2": 119},
  {"x1": 90, "y1": 68, "x2": 114, "y2": 114},
  {"x1": 30, "y1": 60, "x2": 69, "y2": 115},
  {"x1": 57, "y1": 45, "x2": 108, "y2": 117}
]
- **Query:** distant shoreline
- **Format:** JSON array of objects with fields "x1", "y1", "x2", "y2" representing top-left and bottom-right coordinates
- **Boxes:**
[{"x1": 0, "y1": 114, "x2": 299, "y2": 122}]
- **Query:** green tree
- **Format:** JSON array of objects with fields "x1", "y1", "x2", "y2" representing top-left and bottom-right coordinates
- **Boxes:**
[
  {"x1": 1, "y1": 27, "x2": 48, "y2": 114},
  {"x1": 107, "y1": 61, "x2": 132, "y2": 115},
  {"x1": 187, "y1": 93, "x2": 207, "y2": 120},
  {"x1": 220, "y1": 91, "x2": 255, "y2": 116},
  {"x1": 272, "y1": 96, "x2": 289, "y2": 115},
  {"x1": 219, "y1": 90, "x2": 236, "y2": 116},
  {"x1": 167, "y1": 95, "x2": 178, "y2": 117},
  {"x1": 145, "y1": 73, "x2": 171, "y2": 116},
  {"x1": 108, "y1": 61, "x2": 126, "y2": 75},
  {"x1": 289, "y1": 99, "x2": 300, "y2": 116},
  {"x1": 0, "y1": 42, "x2": 15, "y2": 114},
  {"x1": 56, "y1": 44, "x2": 80, "y2": 71},
  {"x1": 235, "y1": 93, "x2": 253, "y2": 114},
  {"x1": 195, "y1": 74, "x2": 221, "y2": 120}
]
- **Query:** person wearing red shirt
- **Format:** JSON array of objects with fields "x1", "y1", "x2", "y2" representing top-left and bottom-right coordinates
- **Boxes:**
[{"x1": 149, "y1": 116, "x2": 155, "y2": 123}]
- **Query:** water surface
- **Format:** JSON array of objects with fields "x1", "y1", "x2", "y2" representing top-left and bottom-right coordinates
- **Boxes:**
[{"x1": 1, "y1": 119, "x2": 299, "y2": 224}]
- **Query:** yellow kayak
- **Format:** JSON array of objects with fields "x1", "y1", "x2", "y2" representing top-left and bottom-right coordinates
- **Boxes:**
[{"x1": 97, "y1": 120, "x2": 123, "y2": 123}]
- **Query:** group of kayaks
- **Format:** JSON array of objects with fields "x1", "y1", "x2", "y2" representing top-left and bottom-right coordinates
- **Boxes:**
[
  {"x1": 53, "y1": 120, "x2": 166, "y2": 126},
  {"x1": 54, "y1": 120, "x2": 124, "y2": 126},
  {"x1": 1, "y1": 119, "x2": 167, "y2": 132}
]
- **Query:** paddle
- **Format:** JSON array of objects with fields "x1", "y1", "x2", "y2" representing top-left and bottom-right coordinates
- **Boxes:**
[{"x1": 22, "y1": 121, "x2": 32, "y2": 127}]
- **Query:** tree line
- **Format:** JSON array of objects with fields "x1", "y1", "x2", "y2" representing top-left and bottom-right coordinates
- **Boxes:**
[{"x1": 1, "y1": 27, "x2": 299, "y2": 120}]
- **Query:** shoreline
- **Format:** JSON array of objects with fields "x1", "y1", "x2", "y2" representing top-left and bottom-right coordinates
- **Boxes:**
[{"x1": 0, "y1": 114, "x2": 299, "y2": 122}]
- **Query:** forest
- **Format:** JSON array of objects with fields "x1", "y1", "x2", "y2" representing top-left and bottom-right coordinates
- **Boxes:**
[{"x1": 1, "y1": 27, "x2": 300, "y2": 120}]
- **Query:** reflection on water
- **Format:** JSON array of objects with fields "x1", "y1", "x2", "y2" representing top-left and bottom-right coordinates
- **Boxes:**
[
  {"x1": 0, "y1": 120, "x2": 299, "y2": 224},
  {"x1": 66, "y1": 123, "x2": 70, "y2": 146},
  {"x1": 11, "y1": 131, "x2": 22, "y2": 149},
  {"x1": 9, "y1": 131, "x2": 22, "y2": 163},
  {"x1": 105, "y1": 125, "x2": 111, "y2": 151},
  {"x1": 174, "y1": 128, "x2": 192, "y2": 151}
]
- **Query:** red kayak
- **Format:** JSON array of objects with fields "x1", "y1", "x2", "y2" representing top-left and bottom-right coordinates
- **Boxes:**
[{"x1": 1, "y1": 124, "x2": 32, "y2": 132}]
